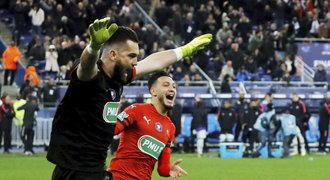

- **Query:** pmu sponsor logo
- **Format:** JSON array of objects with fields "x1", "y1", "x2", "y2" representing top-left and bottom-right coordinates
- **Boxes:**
[
  {"x1": 137, "y1": 135, "x2": 165, "y2": 159},
  {"x1": 103, "y1": 102, "x2": 120, "y2": 123}
]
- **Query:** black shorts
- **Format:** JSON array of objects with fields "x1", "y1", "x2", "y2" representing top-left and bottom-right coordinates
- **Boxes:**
[{"x1": 51, "y1": 165, "x2": 113, "y2": 180}]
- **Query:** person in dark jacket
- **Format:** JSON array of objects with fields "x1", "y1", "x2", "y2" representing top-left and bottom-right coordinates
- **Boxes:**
[
  {"x1": 234, "y1": 93, "x2": 249, "y2": 141},
  {"x1": 220, "y1": 74, "x2": 232, "y2": 93},
  {"x1": 218, "y1": 100, "x2": 236, "y2": 143},
  {"x1": 0, "y1": 95, "x2": 15, "y2": 153},
  {"x1": 190, "y1": 96, "x2": 208, "y2": 157},
  {"x1": 242, "y1": 98, "x2": 260, "y2": 155},
  {"x1": 42, "y1": 78, "x2": 59, "y2": 107},
  {"x1": 18, "y1": 95, "x2": 39, "y2": 155},
  {"x1": 318, "y1": 96, "x2": 330, "y2": 153},
  {"x1": 168, "y1": 100, "x2": 183, "y2": 153},
  {"x1": 288, "y1": 93, "x2": 309, "y2": 154},
  {"x1": 313, "y1": 64, "x2": 327, "y2": 87}
]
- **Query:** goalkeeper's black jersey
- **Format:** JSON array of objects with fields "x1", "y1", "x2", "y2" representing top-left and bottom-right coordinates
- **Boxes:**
[{"x1": 47, "y1": 60, "x2": 134, "y2": 172}]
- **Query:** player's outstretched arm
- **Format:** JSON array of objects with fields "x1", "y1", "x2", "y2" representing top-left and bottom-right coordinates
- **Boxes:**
[
  {"x1": 158, "y1": 148, "x2": 188, "y2": 179},
  {"x1": 135, "y1": 34, "x2": 212, "y2": 79},
  {"x1": 78, "y1": 17, "x2": 118, "y2": 81}
]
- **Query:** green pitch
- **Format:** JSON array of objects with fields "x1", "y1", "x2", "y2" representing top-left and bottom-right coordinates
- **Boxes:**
[{"x1": 0, "y1": 153, "x2": 329, "y2": 180}]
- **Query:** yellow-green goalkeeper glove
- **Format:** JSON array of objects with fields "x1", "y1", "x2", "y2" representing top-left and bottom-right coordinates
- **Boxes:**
[
  {"x1": 179, "y1": 34, "x2": 213, "y2": 57},
  {"x1": 88, "y1": 17, "x2": 118, "y2": 51}
]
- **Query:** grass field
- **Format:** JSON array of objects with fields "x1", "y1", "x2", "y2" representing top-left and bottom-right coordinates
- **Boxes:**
[{"x1": 0, "y1": 152, "x2": 329, "y2": 180}]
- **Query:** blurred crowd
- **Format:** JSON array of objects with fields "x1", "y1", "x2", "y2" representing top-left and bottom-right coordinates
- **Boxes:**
[
  {"x1": 151, "y1": 0, "x2": 329, "y2": 87},
  {"x1": 0, "y1": 0, "x2": 328, "y2": 91}
]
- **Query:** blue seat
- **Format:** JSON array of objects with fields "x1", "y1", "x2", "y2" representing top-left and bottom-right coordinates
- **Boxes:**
[
  {"x1": 260, "y1": 75, "x2": 272, "y2": 81},
  {"x1": 290, "y1": 75, "x2": 301, "y2": 81},
  {"x1": 182, "y1": 115, "x2": 192, "y2": 137},
  {"x1": 207, "y1": 114, "x2": 220, "y2": 133}
]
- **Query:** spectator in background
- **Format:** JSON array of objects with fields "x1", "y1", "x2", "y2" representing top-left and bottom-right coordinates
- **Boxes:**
[
  {"x1": 21, "y1": 80, "x2": 41, "y2": 101},
  {"x1": 252, "y1": 103, "x2": 276, "y2": 158},
  {"x1": 24, "y1": 65, "x2": 40, "y2": 86},
  {"x1": 219, "y1": 60, "x2": 235, "y2": 81},
  {"x1": 52, "y1": 3, "x2": 66, "y2": 25},
  {"x1": 58, "y1": 16, "x2": 74, "y2": 37},
  {"x1": 170, "y1": 4, "x2": 183, "y2": 44},
  {"x1": 13, "y1": 94, "x2": 26, "y2": 148},
  {"x1": 154, "y1": 0, "x2": 170, "y2": 28},
  {"x1": 57, "y1": 41, "x2": 73, "y2": 66},
  {"x1": 216, "y1": 22, "x2": 232, "y2": 44},
  {"x1": 13, "y1": 94, "x2": 26, "y2": 126},
  {"x1": 242, "y1": 98, "x2": 260, "y2": 156},
  {"x1": 18, "y1": 95, "x2": 39, "y2": 155},
  {"x1": 2, "y1": 40, "x2": 22, "y2": 85},
  {"x1": 234, "y1": 93, "x2": 249, "y2": 142},
  {"x1": 313, "y1": 64, "x2": 327, "y2": 87},
  {"x1": 310, "y1": 14, "x2": 320, "y2": 37},
  {"x1": 244, "y1": 56, "x2": 257, "y2": 74},
  {"x1": 42, "y1": 78, "x2": 59, "y2": 107},
  {"x1": 28, "y1": 36, "x2": 46, "y2": 65},
  {"x1": 183, "y1": 12, "x2": 197, "y2": 43},
  {"x1": 318, "y1": 94, "x2": 330, "y2": 153},
  {"x1": 273, "y1": 109, "x2": 297, "y2": 159},
  {"x1": 56, "y1": 65, "x2": 69, "y2": 82},
  {"x1": 220, "y1": 74, "x2": 232, "y2": 93},
  {"x1": 172, "y1": 66, "x2": 184, "y2": 81},
  {"x1": 211, "y1": 43, "x2": 225, "y2": 79},
  {"x1": 28, "y1": 3, "x2": 45, "y2": 36},
  {"x1": 71, "y1": 36, "x2": 86, "y2": 59},
  {"x1": 260, "y1": 92, "x2": 273, "y2": 113},
  {"x1": 12, "y1": 0, "x2": 29, "y2": 46},
  {"x1": 45, "y1": 44, "x2": 59, "y2": 77},
  {"x1": 70, "y1": 2, "x2": 87, "y2": 36},
  {"x1": 218, "y1": 100, "x2": 236, "y2": 143},
  {"x1": 0, "y1": 95, "x2": 15, "y2": 153},
  {"x1": 225, "y1": 43, "x2": 244, "y2": 72},
  {"x1": 42, "y1": 15, "x2": 58, "y2": 38},
  {"x1": 190, "y1": 96, "x2": 208, "y2": 157},
  {"x1": 236, "y1": 66, "x2": 249, "y2": 81},
  {"x1": 168, "y1": 100, "x2": 183, "y2": 153}
]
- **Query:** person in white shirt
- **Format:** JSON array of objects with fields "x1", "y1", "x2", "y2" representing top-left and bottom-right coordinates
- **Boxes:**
[{"x1": 28, "y1": 3, "x2": 45, "y2": 35}]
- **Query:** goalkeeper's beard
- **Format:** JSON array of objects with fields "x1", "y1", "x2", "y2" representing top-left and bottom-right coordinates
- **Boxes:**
[{"x1": 113, "y1": 60, "x2": 131, "y2": 84}]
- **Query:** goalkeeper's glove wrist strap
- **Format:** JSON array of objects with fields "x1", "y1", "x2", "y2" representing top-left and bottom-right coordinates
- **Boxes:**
[
  {"x1": 174, "y1": 48, "x2": 183, "y2": 61},
  {"x1": 87, "y1": 44, "x2": 100, "y2": 55}
]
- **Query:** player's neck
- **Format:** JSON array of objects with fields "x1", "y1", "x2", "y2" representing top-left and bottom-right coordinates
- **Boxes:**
[{"x1": 151, "y1": 99, "x2": 167, "y2": 116}]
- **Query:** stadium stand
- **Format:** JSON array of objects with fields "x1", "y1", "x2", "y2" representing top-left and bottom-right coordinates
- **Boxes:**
[{"x1": 1, "y1": 0, "x2": 330, "y2": 154}]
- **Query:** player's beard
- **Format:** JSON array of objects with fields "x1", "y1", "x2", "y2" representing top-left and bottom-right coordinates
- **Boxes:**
[
  {"x1": 159, "y1": 95, "x2": 174, "y2": 110},
  {"x1": 113, "y1": 60, "x2": 132, "y2": 84}
]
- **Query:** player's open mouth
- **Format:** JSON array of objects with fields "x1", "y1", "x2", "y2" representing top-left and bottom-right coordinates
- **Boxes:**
[{"x1": 166, "y1": 94, "x2": 174, "y2": 101}]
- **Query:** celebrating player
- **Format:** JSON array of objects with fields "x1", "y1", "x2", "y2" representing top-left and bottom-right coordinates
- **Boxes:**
[
  {"x1": 47, "y1": 17, "x2": 210, "y2": 180},
  {"x1": 109, "y1": 71, "x2": 188, "y2": 180}
]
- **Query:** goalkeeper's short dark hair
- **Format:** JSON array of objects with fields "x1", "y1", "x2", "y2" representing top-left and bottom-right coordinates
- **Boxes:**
[
  {"x1": 104, "y1": 26, "x2": 139, "y2": 46},
  {"x1": 148, "y1": 71, "x2": 171, "y2": 92}
]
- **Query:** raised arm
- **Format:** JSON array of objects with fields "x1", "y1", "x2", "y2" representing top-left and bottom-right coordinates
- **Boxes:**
[
  {"x1": 135, "y1": 34, "x2": 213, "y2": 79},
  {"x1": 78, "y1": 18, "x2": 118, "y2": 81}
]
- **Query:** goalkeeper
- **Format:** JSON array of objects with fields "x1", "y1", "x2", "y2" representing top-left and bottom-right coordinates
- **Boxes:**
[{"x1": 47, "y1": 17, "x2": 212, "y2": 180}]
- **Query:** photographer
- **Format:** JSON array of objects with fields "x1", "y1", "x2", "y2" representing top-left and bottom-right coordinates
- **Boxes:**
[{"x1": 45, "y1": 44, "x2": 59, "y2": 77}]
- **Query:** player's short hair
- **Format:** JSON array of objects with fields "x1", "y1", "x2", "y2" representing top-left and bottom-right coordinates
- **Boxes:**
[
  {"x1": 148, "y1": 71, "x2": 171, "y2": 91},
  {"x1": 104, "y1": 26, "x2": 139, "y2": 46}
]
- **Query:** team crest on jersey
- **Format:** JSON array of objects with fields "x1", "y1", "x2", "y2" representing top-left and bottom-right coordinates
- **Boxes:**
[{"x1": 155, "y1": 122, "x2": 162, "y2": 132}]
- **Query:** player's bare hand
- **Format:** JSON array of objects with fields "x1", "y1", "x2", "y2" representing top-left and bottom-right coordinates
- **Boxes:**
[{"x1": 170, "y1": 159, "x2": 188, "y2": 180}]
